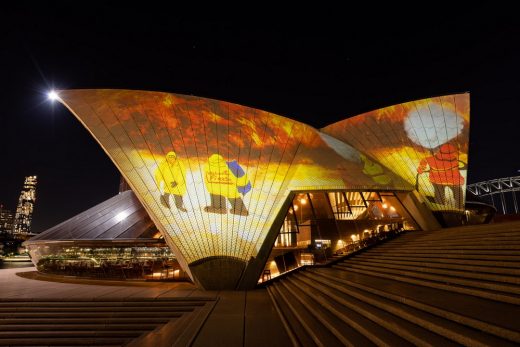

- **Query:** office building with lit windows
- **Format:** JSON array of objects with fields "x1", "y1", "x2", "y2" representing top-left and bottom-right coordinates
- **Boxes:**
[
  {"x1": 25, "y1": 90, "x2": 470, "y2": 290},
  {"x1": 0, "y1": 205, "x2": 14, "y2": 236},
  {"x1": 12, "y1": 175, "x2": 37, "y2": 238}
]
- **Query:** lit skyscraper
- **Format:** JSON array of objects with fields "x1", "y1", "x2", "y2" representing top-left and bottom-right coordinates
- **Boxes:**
[
  {"x1": 0, "y1": 205, "x2": 14, "y2": 236},
  {"x1": 12, "y1": 176, "x2": 37, "y2": 237}
]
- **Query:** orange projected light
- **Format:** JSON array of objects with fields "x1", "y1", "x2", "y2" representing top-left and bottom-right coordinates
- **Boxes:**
[
  {"x1": 58, "y1": 89, "x2": 468, "y2": 286},
  {"x1": 322, "y1": 94, "x2": 470, "y2": 211}
]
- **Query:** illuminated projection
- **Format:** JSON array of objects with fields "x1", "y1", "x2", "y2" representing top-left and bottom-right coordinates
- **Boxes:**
[
  {"x1": 322, "y1": 93, "x2": 470, "y2": 211},
  {"x1": 58, "y1": 89, "x2": 414, "y2": 289}
]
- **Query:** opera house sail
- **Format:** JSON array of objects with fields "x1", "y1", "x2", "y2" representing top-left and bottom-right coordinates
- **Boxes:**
[
  {"x1": 321, "y1": 94, "x2": 469, "y2": 213},
  {"x1": 56, "y1": 90, "x2": 469, "y2": 289}
]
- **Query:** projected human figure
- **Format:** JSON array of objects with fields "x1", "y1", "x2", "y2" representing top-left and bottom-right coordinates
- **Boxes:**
[
  {"x1": 154, "y1": 151, "x2": 188, "y2": 212},
  {"x1": 404, "y1": 103, "x2": 466, "y2": 208},
  {"x1": 417, "y1": 144, "x2": 465, "y2": 206},
  {"x1": 203, "y1": 154, "x2": 251, "y2": 216}
]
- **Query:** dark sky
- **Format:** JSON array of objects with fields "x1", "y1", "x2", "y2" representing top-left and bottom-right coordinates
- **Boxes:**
[{"x1": 1, "y1": 4, "x2": 519, "y2": 232}]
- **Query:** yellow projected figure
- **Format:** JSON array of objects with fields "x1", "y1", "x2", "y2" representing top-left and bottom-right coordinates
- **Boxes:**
[
  {"x1": 154, "y1": 151, "x2": 187, "y2": 212},
  {"x1": 204, "y1": 154, "x2": 250, "y2": 216}
]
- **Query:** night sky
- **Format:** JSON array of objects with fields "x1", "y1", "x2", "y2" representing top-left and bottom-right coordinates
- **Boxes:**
[{"x1": 1, "y1": 5, "x2": 519, "y2": 232}]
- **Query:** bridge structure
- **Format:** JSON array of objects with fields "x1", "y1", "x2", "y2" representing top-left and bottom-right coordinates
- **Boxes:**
[{"x1": 467, "y1": 176, "x2": 520, "y2": 214}]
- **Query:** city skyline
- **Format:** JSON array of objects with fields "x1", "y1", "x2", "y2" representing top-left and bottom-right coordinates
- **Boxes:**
[{"x1": 1, "y1": 5, "x2": 519, "y2": 233}]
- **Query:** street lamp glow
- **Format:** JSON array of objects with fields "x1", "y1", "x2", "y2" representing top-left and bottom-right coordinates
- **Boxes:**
[{"x1": 47, "y1": 90, "x2": 59, "y2": 101}]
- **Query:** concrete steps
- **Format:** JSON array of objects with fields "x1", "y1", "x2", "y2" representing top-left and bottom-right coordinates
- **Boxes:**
[
  {"x1": 352, "y1": 254, "x2": 520, "y2": 272},
  {"x1": 342, "y1": 257, "x2": 520, "y2": 281},
  {"x1": 269, "y1": 278, "x2": 411, "y2": 346},
  {"x1": 334, "y1": 262, "x2": 520, "y2": 289},
  {"x1": 268, "y1": 223, "x2": 520, "y2": 346},
  {"x1": 308, "y1": 268, "x2": 520, "y2": 341},
  {"x1": 0, "y1": 298, "x2": 213, "y2": 346}
]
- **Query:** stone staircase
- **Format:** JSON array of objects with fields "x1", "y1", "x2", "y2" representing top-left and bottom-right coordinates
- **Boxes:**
[
  {"x1": 0, "y1": 298, "x2": 214, "y2": 346},
  {"x1": 268, "y1": 223, "x2": 520, "y2": 346}
]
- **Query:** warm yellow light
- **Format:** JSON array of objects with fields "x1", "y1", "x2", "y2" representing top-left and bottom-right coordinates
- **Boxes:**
[
  {"x1": 300, "y1": 198, "x2": 307, "y2": 205},
  {"x1": 390, "y1": 206, "x2": 396, "y2": 211},
  {"x1": 293, "y1": 205, "x2": 299, "y2": 211},
  {"x1": 382, "y1": 203, "x2": 388, "y2": 209}
]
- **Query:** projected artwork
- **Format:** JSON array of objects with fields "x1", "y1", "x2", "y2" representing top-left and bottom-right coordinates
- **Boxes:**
[
  {"x1": 154, "y1": 151, "x2": 188, "y2": 212},
  {"x1": 203, "y1": 154, "x2": 251, "y2": 216},
  {"x1": 58, "y1": 89, "x2": 468, "y2": 288},
  {"x1": 322, "y1": 94, "x2": 470, "y2": 211}
]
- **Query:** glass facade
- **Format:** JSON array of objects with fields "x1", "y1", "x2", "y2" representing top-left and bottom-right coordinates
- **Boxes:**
[
  {"x1": 23, "y1": 190, "x2": 190, "y2": 281},
  {"x1": 262, "y1": 190, "x2": 418, "y2": 281},
  {"x1": 27, "y1": 241, "x2": 189, "y2": 281}
]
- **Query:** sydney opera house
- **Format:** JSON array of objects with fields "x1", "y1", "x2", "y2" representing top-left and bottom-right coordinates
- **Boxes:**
[{"x1": 25, "y1": 90, "x2": 470, "y2": 290}]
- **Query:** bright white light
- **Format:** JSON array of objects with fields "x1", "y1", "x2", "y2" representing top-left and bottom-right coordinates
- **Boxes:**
[
  {"x1": 47, "y1": 90, "x2": 59, "y2": 101},
  {"x1": 115, "y1": 211, "x2": 129, "y2": 222}
]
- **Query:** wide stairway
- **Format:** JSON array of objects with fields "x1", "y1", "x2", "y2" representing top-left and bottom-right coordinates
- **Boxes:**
[
  {"x1": 0, "y1": 297, "x2": 214, "y2": 346},
  {"x1": 268, "y1": 222, "x2": 520, "y2": 346}
]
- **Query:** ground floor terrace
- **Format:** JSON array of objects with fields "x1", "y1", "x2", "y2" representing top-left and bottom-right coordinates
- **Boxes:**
[
  {"x1": 1, "y1": 221, "x2": 519, "y2": 346},
  {"x1": 0, "y1": 266, "x2": 289, "y2": 346}
]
